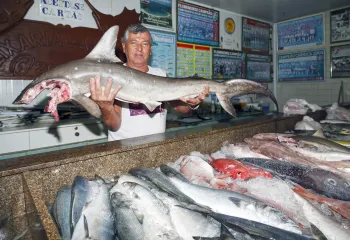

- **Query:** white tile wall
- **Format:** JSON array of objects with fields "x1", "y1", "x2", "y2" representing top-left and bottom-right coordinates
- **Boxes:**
[{"x1": 275, "y1": 7, "x2": 350, "y2": 109}]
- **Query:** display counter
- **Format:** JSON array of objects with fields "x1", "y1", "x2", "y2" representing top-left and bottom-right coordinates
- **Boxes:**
[{"x1": 0, "y1": 110, "x2": 327, "y2": 240}]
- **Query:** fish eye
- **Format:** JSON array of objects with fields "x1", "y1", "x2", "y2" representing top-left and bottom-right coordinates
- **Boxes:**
[
  {"x1": 280, "y1": 215, "x2": 288, "y2": 222},
  {"x1": 327, "y1": 179, "x2": 337, "y2": 186}
]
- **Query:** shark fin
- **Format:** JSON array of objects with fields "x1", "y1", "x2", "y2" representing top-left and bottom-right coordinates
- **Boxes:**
[
  {"x1": 71, "y1": 95, "x2": 102, "y2": 119},
  {"x1": 141, "y1": 101, "x2": 162, "y2": 112},
  {"x1": 85, "y1": 25, "x2": 122, "y2": 63},
  {"x1": 216, "y1": 93, "x2": 237, "y2": 117},
  {"x1": 216, "y1": 79, "x2": 279, "y2": 118}
]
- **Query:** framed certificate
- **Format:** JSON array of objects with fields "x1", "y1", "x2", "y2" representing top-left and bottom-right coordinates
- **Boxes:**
[
  {"x1": 177, "y1": 1, "x2": 219, "y2": 47},
  {"x1": 277, "y1": 14, "x2": 324, "y2": 50},
  {"x1": 278, "y1": 49, "x2": 325, "y2": 82}
]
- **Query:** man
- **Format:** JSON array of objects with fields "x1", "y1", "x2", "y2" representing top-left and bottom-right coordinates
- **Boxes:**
[{"x1": 89, "y1": 24, "x2": 209, "y2": 141}]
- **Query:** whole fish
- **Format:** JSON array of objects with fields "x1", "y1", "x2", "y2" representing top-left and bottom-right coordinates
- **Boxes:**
[
  {"x1": 181, "y1": 205, "x2": 312, "y2": 240},
  {"x1": 244, "y1": 138, "x2": 350, "y2": 178},
  {"x1": 322, "y1": 123, "x2": 350, "y2": 133},
  {"x1": 209, "y1": 157, "x2": 272, "y2": 180},
  {"x1": 291, "y1": 135, "x2": 350, "y2": 153},
  {"x1": 293, "y1": 193, "x2": 350, "y2": 240},
  {"x1": 229, "y1": 177, "x2": 311, "y2": 233},
  {"x1": 116, "y1": 182, "x2": 183, "y2": 240},
  {"x1": 285, "y1": 144, "x2": 350, "y2": 162},
  {"x1": 192, "y1": 224, "x2": 253, "y2": 240},
  {"x1": 220, "y1": 143, "x2": 270, "y2": 159},
  {"x1": 324, "y1": 131, "x2": 350, "y2": 142},
  {"x1": 160, "y1": 165, "x2": 303, "y2": 234},
  {"x1": 244, "y1": 138, "x2": 317, "y2": 166},
  {"x1": 252, "y1": 133, "x2": 297, "y2": 143},
  {"x1": 71, "y1": 179, "x2": 115, "y2": 240},
  {"x1": 234, "y1": 158, "x2": 350, "y2": 201},
  {"x1": 110, "y1": 174, "x2": 156, "y2": 194},
  {"x1": 12, "y1": 25, "x2": 278, "y2": 121},
  {"x1": 70, "y1": 176, "x2": 89, "y2": 232},
  {"x1": 178, "y1": 155, "x2": 215, "y2": 183},
  {"x1": 53, "y1": 185, "x2": 72, "y2": 240},
  {"x1": 292, "y1": 183, "x2": 350, "y2": 221},
  {"x1": 150, "y1": 183, "x2": 221, "y2": 240},
  {"x1": 110, "y1": 192, "x2": 144, "y2": 240},
  {"x1": 129, "y1": 167, "x2": 200, "y2": 206}
]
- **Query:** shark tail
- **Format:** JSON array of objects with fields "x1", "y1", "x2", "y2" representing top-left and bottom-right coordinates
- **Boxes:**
[{"x1": 216, "y1": 79, "x2": 279, "y2": 117}]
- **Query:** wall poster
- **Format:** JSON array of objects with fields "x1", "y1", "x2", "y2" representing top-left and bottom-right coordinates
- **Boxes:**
[
  {"x1": 140, "y1": 0, "x2": 173, "y2": 29},
  {"x1": 149, "y1": 30, "x2": 176, "y2": 77},
  {"x1": 246, "y1": 54, "x2": 271, "y2": 82},
  {"x1": 277, "y1": 14, "x2": 324, "y2": 50},
  {"x1": 219, "y1": 11, "x2": 241, "y2": 51},
  {"x1": 212, "y1": 48, "x2": 246, "y2": 79},
  {"x1": 177, "y1": 1, "x2": 219, "y2": 47},
  {"x1": 177, "y1": 43, "x2": 211, "y2": 79},
  {"x1": 242, "y1": 17, "x2": 270, "y2": 54},
  {"x1": 278, "y1": 49, "x2": 325, "y2": 82},
  {"x1": 331, "y1": 7, "x2": 350, "y2": 43},
  {"x1": 331, "y1": 44, "x2": 350, "y2": 78}
]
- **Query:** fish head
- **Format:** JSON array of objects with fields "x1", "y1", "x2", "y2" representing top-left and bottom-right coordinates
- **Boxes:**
[{"x1": 309, "y1": 169, "x2": 350, "y2": 200}]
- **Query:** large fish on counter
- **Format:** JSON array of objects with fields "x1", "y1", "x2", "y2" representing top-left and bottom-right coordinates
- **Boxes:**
[{"x1": 12, "y1": 25, "x2": 278, "y2": 121}]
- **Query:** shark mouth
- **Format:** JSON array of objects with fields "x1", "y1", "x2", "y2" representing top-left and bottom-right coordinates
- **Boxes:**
[{"x1": 19, "y1": 80, "x2": 71, "y2": 122}]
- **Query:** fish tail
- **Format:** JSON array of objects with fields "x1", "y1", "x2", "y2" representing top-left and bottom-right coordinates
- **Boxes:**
[{"x1": 216, "y1": 79, "x2": 279, "y2": 117}]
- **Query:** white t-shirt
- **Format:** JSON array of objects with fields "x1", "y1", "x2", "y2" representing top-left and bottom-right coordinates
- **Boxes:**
[{"x1": 108, "y1": 65, "x2": 168, "y2": 141}]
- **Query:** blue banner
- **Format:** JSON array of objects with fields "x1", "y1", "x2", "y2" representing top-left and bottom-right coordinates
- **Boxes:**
[{"x1": 277, "y1": 14, "x2": 324, "y2": 50}]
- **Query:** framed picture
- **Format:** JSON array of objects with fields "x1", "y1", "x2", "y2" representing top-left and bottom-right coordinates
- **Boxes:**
[
  {"x1": 331, "y1": 44, "x2": 350, "y2": 78},
  {"x1": 246, "y1": 53, "x2": 271, "y2": 82},
  {"x1": 140, "y1": 0, "x2": 173, "y2": 29},
  {"x1": 212, "y1": 48, "x2": 246, "y2": 79},
  {"x1": 278, "y1": 49, "x2": 325, "y2": 82},
  {"x1": 177, "y1": 42, "x2": 212, "y2": 79},
  {"x1": 331, "y1": 7, "x2": 350, "y2": 43},
  {"x1": 219, "y1": 11, "x2": 242, "y2": 51},
  {"x1": 177, "y1": 1, "x2": 219, "y2": 47},
  {"x1": 242, "y1": 17, "x2": 270, "y2": 54},
  {"x1": 277, "y1": 14, "x2": 324, "y2": 51},
  {"x1": 149, "y1": 30, "x2": 176, "y2": 77}
]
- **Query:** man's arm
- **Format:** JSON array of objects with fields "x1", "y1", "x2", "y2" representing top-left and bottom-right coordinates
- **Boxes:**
[{"x1": 90, "y1": 76, "x2": 122, "y2": 131}]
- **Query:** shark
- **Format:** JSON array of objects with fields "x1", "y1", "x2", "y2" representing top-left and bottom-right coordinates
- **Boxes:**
[{"x1": 13, "y1": 25, "x2": 278, "y2": 121}]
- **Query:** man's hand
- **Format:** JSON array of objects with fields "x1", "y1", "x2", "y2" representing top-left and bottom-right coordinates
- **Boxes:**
[
  {"x1": 90, "y1": 75, "x2": 121, "y2": 111},
  {"x1": 180, "y1": 85, "x2": 210, "y2": 108}
]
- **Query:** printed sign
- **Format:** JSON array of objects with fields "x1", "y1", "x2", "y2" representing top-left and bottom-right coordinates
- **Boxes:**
[
  {"x1": 149, "y1": 30, "x2": 176, "y2": 77},
  {"x1": 39, "y1": 0, "x2": 84, "y2": 21},
  {"x1": 177, "y1": 43, "x2": 211, "y2": 79}
]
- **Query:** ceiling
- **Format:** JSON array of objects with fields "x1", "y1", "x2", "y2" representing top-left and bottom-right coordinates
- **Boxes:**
[{"x1": 191, "y1": 0, "x2": 350, "y2": 23}]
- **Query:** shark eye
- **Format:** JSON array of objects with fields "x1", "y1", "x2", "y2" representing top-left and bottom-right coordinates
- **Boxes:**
[{"x1": 327, "y1": 179, "x2": 337, "y2": 186}]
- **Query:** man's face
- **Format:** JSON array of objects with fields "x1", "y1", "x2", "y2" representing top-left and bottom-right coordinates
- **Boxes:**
[{"x1": 122, "y1": 32, "x2": 152, "y2": 67}]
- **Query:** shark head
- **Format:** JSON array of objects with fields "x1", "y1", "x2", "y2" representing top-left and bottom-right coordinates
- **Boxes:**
[
  {"x1": 12, "y1": 25, "x2": 122, "y2": 121},
  {"x1": 13, "y1": 77, "x2": 72, "y2": 121}
]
